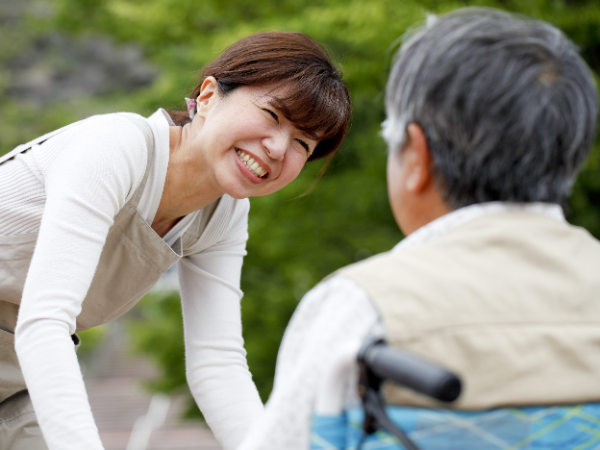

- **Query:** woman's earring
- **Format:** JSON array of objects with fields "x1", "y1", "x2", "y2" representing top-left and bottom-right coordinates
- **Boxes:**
[{"x1": 185, "y1": 98, "x2": 197, "y2": 119}]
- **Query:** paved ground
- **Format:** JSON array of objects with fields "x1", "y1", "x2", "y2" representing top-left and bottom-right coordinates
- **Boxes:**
[{"x1": 83, "y1": 320, "x2": 222, "y2": 450}]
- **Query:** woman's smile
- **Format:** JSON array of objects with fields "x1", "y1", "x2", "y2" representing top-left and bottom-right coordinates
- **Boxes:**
[{"x1": 235, "y1": 147, "x2": 269, "y2": 180}]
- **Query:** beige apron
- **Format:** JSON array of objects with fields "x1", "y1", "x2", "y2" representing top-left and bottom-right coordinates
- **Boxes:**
[{"x1": 0, "y1": 114, "x2": 229, "y2": 448}]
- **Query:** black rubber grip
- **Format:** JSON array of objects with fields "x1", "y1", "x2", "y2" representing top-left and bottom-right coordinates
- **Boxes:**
[{"x1": 360, "y1": 341, "x2": 461, "y2": 402}]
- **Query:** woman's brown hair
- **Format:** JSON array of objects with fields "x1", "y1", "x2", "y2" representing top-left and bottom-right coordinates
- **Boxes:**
[{"x1": 168, "y1": 32, "x2": 351, "y2": 161}]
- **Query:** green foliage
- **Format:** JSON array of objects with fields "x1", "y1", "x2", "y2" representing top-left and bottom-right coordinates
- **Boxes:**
[
  {"x1": 77, "y1": 324, "x2": 108, "y2": 361},
  {"x1": 3, "y1": 0, "x2": 599, "y2": 416},
  {"x1": 127, "y1": 290, "x2": 203, "y2": 418},
  {"x1": 128, "y1": 291, "x2": 187, "y2": 392}
]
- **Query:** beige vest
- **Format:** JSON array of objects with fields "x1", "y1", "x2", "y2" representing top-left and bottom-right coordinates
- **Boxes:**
[
  {"x1": 0, "y1": 114, "x2": 237, "y2": 403},
  {"x1": 341, "y1": 211, "x2": 600, "y2": 410}
]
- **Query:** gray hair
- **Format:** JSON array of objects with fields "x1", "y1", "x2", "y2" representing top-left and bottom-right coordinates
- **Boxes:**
[{"x1": 383, "y1": 8, "x2": 599, "y2": 209}]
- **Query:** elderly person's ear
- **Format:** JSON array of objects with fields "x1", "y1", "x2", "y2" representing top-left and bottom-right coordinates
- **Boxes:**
[
  {"x1": 400, "y1": 123, "x2": 434, "y2": 193},
  {"x1": 388, "y1": 122, "x2": 448, "y2": 235}
]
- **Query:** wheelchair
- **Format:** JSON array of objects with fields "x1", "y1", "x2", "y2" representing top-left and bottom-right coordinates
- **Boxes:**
[{"x1": 311, "y1": 337, "x2": 600, "y2": 450}]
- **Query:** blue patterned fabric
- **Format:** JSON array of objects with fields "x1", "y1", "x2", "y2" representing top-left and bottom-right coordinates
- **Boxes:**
[{"x1": 311, "y1": 403, "x2": 600, "y2": 450}]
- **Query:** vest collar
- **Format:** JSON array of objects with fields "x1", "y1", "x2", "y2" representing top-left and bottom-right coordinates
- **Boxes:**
[{"x1": 394, "y1": 202, "x2": 565, "y2": 253}]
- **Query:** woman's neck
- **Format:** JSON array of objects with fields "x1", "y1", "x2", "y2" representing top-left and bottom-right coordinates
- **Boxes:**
[{"x1": 151, "y1": 125, "x2": 222, "y2": 237}]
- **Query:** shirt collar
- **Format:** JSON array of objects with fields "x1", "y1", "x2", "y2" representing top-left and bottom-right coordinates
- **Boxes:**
[
  {"x1": 154, "y1": 108, "x2": 176, "y2": 126},
  {"x1": 393, "y1": 202, "x2": 565, "y2": 253}
]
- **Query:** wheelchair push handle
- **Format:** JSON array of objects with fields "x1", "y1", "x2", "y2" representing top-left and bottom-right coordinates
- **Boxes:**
[{"x1": 358, "y1": 339, "x2": 462, "y2": 403}]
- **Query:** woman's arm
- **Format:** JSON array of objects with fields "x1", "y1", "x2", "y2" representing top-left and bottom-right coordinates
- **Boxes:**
[
  {"x1": 237, "y1": 276, "x2": 380, "y2": 450},
  {"x1": 178, "y1": 199, "x2": 264, "y2": 450},
  {"x1": 15, "y1": 115, "x2": 148, "y2": 450}
]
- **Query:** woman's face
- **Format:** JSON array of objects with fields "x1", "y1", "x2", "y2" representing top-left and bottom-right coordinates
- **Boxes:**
[{"x1": 191, "y1": 78, "x2": 319, "y2": 199}]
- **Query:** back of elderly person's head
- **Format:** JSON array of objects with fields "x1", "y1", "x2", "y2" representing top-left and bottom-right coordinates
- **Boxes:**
[{"x1": 383, "y1": 7, "x2": 599, "y2": 209}]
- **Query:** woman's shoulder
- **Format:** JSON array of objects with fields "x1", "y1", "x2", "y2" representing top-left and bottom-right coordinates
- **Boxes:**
[
  {"x1": 182, "y1": 196, "x2": 250, "y2": 256},
  {"x1": 66, "y1": 112, "x2": 154, "y2": 161},
  {"x1": 84, "y1": 110, "x2": 147, "y2": 123},
  {"x1": 46, "y1": 112, "x2": 151, "y2": 155},
  {"x1": 38, "y1": 112, "x2": 152, "y2": 193},
  {"x1": 221, "y1": 195, "x2": 250, "y2": 234},
  {"x1": 81, "y1": 112, "x2": 151, "y2": 138},
  {"x1": 231, "y1": 196, "x2": 250, "y2": 215}
]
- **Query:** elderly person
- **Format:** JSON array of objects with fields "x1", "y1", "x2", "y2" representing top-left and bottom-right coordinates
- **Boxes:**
[{"x1": 238, "y1": 8, "x2": 600, "y2": 450}]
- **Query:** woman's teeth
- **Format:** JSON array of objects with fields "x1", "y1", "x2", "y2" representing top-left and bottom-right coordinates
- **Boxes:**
[{"x1": 236, "y1": 149, "x2": 267, "y2": 178}]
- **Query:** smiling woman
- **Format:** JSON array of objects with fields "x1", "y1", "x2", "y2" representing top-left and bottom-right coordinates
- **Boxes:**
[{"x1": 0, "y1": 31, "x2": 350, "y2": 450}]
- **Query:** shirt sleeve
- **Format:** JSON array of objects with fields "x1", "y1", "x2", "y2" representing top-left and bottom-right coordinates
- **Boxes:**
[
  {"x1": 14, "y1": 115, "x2": 148, "y2": 450},
  {"x1": 237, "y1": 275, "x2": 382, "y2": 450},
  {"x1": 177, "y1": 198, "x2": 264, "y2": 450}
]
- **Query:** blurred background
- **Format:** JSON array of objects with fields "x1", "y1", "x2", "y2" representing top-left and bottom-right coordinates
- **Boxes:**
[{"x1": 1, "y1": 0, "x2": 598, "y2": 448}]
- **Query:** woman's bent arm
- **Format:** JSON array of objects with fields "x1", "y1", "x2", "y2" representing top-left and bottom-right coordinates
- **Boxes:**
[
  {"x1": 14, "y1": 115, "x2": 147, "y2": 450},
  {"x1": 178, "y1": 199, "x2": 264, "y2": 450}
]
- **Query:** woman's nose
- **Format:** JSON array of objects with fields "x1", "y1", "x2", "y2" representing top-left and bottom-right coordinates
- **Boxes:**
[{"x1": 264, "y1": 132, "x2": 289, "y2": 160}]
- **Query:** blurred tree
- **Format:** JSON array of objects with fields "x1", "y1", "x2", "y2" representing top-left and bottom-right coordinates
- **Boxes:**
[{"x1": 2, "y1": 0, "x2": 598, "y2": 419}]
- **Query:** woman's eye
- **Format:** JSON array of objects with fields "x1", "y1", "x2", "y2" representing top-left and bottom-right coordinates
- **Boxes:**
[
  {"x1": 297, "y1": 139, "x2": 310, "y2": 153},
  {"x1": 264, "y1": 109, "x2": 279, "y2": 122}
]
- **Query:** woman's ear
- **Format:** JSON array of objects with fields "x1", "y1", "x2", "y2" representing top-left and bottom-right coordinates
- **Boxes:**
[
  {"x1": 404, "y1": 123, "x2": 434, "y2": 194},
  {"x1": 196, "y1": 76, "x2": 219, "y2": 118}
]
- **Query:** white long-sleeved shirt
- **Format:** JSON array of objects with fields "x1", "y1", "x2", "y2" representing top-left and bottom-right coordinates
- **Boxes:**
[
  {"x1": 237, "y1": 202, "x2": 565, "y2": 450},
  {"x1": 0, "y1": 109, "x2": 264, "y2": 450}
]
